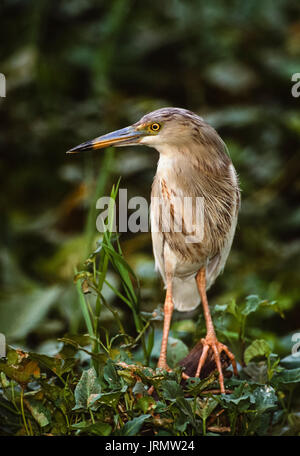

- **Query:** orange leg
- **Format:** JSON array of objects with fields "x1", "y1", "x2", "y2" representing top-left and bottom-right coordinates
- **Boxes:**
[
  {"x1": 157, "y1": 277, "x2": 174, "y2": 371},
  {"x1": 195, "y1": 267, "x2": 238, "y2": 393}
]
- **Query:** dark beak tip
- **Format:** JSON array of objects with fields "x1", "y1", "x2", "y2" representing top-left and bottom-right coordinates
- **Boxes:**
[
  {"x1": 66, "y1": 125, "x2": 141, "y2": 155},
  {"x1": 66, "y1": 148, "x2": 78, "y2": 154},
  {"x1": 66, "y1": 142, "x2": 92, "y2": 154}
]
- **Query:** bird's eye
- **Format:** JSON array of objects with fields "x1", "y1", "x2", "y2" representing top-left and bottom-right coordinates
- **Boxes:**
[{"x1": 150, "y1": 123, "x2": 161, "y2": 132}]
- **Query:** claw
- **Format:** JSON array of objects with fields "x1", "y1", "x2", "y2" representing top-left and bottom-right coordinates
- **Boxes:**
[{"x1": 195, "y1": 335, "x2": 237, "y2": 394}]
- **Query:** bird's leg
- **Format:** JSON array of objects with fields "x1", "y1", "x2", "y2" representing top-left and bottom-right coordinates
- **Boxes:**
[
  {"x1": 195, "y1": 267, "x2": 238, "y2": 393},
  {"x1": 157, "y1": 277, "x2": 173, "y2": 371}
]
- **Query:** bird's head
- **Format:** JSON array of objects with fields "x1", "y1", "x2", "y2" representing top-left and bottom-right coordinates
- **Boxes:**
[{"x1": 67, "y1": 108, "x2": 207, "y2": 156}]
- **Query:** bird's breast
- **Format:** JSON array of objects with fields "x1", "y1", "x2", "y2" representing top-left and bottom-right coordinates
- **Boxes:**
[{"x1": 151, "y1": 155, "x2": 239, "y2": 269}]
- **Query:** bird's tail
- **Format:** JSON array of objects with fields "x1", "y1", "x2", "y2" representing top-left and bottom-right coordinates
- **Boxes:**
[{"x1": 172, "y1": 275, "x2": 200, "y2": 312}]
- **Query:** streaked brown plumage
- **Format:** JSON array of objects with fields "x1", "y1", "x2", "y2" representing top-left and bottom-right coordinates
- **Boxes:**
[{"x1": 68, "y1": 107, "x2": 240, "y2": 393}]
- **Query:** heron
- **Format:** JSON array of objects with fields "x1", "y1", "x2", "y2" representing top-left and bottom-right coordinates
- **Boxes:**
[{"x1": 68, "y1": 107, "x2": 240, "y2": 393}]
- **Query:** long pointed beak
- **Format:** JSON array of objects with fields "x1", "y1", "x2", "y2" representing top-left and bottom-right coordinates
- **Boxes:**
[{"x1": 67, "y1": 126, "x2": 145, "y2": 154}]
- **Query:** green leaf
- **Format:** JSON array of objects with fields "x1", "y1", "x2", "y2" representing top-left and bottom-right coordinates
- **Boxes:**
[
  {"x1": 226, "y1": 299, "x2": 238, "y2": 317},
  {"x1": 29, "y1": 352, "x2": 75, "y2": 377},
  {"x1": 102, "y1": 244, "x2": 138, "y2": 285},
  {"x1": 0, "y1": 396, "x2": 22, "y2": 434},
  {"x1": 136, "y1": 396, "x2": 156, "y2": 414},
  {"x1": 41, "y1": 381, "x2": 73, "y2": 414},
  {"x1": 197, "y1": 397, "x2": 218, "y2": 421},
  {"x1": 0, "y1": 357, "x2": 40, "y2": 384},
  {"x1": 103, "y1": 359, "x2": 121, "y2": 389},
  {"x1": 186, "y1": 374, "x2": 216, "y2": 395},
  {"x1": 161, "y1": 380, "x2": 184, "y2": 401},
  {"x1": 221, "y1": 383, "x2": 256, "y2": 410},
  {"x1": 87, "y1": 422, "x2": 112, "y2": 436},
  {"x1": 175, "y1": 410, "x2": 188, "y2": 432},
  {"x1": 155, "y1": 401, "x2": 168, "y2": 413},
  {"x1": 25, "y1": 398, "x2": 51, "y2": 427},
  {"x1": 216, "y1": 299, "x2": 238, "y2": 318},
  {"x1": 71, "y1": 421, "x2": 112, "y2": 436},
  {"x1": 120, "y1": 414, "x2": 150, "y2": 436},
  {"x1": 0, "y1": 372, "x2": 9, "y2": 388},
  {"x1": 73, "y1": 367, "x2": 102, "y2": 411},
  {"x1": 252, "y1": 386, "x2": 277, "y2": 413},
  {"x1": 241, "y1": 295, "x2": 261, "y2": 316},
  {"x1": 166, "y1": 337, "x2": 189, "y2": 368},
  {"x1": 241, "y1": 295, "x2": 283, "y2": 318},
  {"x1": 244, "y1": 340, "x2": 272, "y2": 365},
  {"x1": 95, "y1": 390, "x2": 126, "y2": 408},
  {"x1": 75, "y1": 278, "x2": 94, "y2": 339},
  {"x1": 273, "y1": 368, "x2": 300, "y2": 384},
  {"x1": 176, "y1": 398, "x2": 197, "y2": 429},
  {"x1": 132, "y1": 381, "x2": 147, "y2": 395}
]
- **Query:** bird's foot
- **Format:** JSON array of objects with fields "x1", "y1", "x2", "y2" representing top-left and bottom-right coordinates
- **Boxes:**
[{"x1": 195, "y1": 334, "x2": 238, "y2": 394}]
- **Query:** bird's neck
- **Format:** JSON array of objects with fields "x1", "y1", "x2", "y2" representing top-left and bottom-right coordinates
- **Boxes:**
[{"x1": 156, "y1": 141, "x2": 230, "y2": 179}]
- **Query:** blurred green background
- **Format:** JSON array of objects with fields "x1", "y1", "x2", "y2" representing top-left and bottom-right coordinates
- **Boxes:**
[{"x1": 0, "y1": 0, "x2": 299, "y2": 357}]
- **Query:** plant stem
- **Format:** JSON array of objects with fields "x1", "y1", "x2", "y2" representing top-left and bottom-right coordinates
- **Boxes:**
[
  {"x1": 76, "y1": 279, "x2": 94, "y2": 339},
  {"x1": 202, "y1": 418, "x2": 206, "y2": 436},
  {"x1": 20, "y1": 388, "x2": 30, "y2": 436}
]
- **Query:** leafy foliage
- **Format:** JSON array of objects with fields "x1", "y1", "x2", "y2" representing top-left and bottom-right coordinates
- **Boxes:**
[
  {"x1": 0, "y1": 234, "x2": 299, "y2": 435},
  {"x1": 0, "y1": 0, "x2": 300, "y2": 436},
  {"x1": 0, "y1": 334, "x2": 299, "y2": 436}
]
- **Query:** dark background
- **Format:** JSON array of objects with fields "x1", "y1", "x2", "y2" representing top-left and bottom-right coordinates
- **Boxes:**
[{"x1": 0, "y1": 0, "x2": 299, "y2": 358}]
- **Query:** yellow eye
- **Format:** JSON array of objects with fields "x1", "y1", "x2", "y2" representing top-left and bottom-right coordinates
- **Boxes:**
[{"x1": 150, "y1": 122, "x2": 161, "y2": 132}]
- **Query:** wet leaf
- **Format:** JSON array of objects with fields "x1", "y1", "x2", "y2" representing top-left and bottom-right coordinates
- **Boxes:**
[
  {"x1": 273, "y1": 368, "x2": 300, "y2": 384},
  {"x1": 73, "y1": 367, "x2": 102, "y2": 411},
  {"x1": 252, "y1": 386, "x2": 277, "y2": 413}
]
